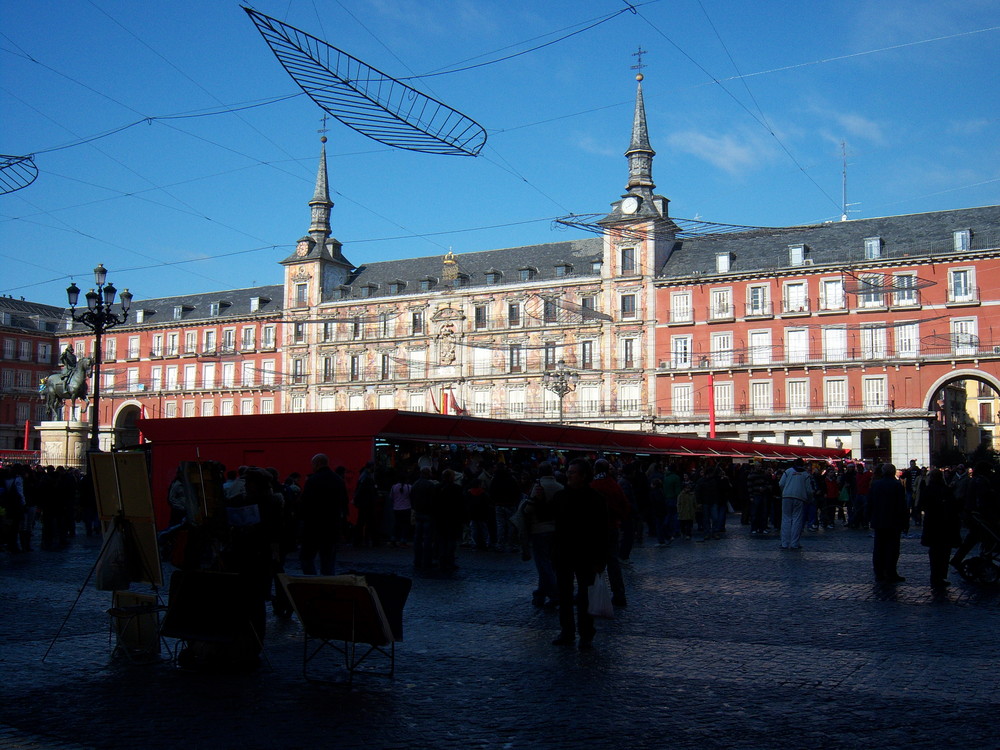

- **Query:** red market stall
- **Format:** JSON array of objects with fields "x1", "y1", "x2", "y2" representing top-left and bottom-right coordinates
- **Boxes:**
[{"x1": 138, "y1": 409, "x2": 850, "y2": 528}]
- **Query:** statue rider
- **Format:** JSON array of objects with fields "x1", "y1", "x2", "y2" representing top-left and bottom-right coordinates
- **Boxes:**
[{"x1": 60, "y1": 345, "x2": 78, "y2": 380}]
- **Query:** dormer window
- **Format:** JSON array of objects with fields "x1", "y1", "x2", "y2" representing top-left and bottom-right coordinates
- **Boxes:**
[
  {"x1": 716, "y1": 253, "x2": 731, "y2": 273},
  {"x1": 864, "y1": 236, "x2": 882, "y2": 260},
  {"x1": 333, "y1": 286, "x2": 350, "y2": 300},
  {"x1": 788, "y1": 244, "x2": 806, "y2": 267},
  {"x1": 591, "y1": 260, "x2": 602, "y2": 274},
  {"x1": 360, "y1": 284, "x2": 377, "y2": 298},
  {"x1": 135, "y1": 310, "x2": 146, "y2": 323},
  {"x1": 555, "y1": 263, "x2": 572, "y2": 277},
  {"x1": 173, "y1": 305, "x2": 184, "y2": 320},
  {"x1": 389, "y1": 280, "x2": 406, "y2": 295},
  {"x1": 250, "y1": 296, "x2": 270, "y2": 312},
  {"x1": 420, "y1": 277, "x2": 436, "y2": 291},
  {"x1": 485, "y1": 270, "x2": 502, "y2": 285},
  {"x1": 456, "y1": 273, "x2": 470, "y2": 287},
  {"x1": 209, "y1": 302, "x2": 221, "y2": 317},
  {"x1": 519, "y1": 267, "x2": 537, "y2": 282},
  {"x1": 953, "y1": 229, "x2": 971, "y2": 252}
]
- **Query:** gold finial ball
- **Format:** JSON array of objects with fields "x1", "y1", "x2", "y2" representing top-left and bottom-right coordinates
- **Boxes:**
[
  {"x1": 320, "y1": 136, "x2": 328, "y2": 143},
  {"x1": 636, "y1": 73, "x2": 644, "y2": 82}
]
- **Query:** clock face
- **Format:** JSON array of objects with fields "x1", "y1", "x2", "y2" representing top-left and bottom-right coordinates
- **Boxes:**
[
  {"x1": 621, "y1": 196, "x2": 639, "y2": 215},
  {"x1": 296, "y1": 241, "x2": 309, "y2": 256}
]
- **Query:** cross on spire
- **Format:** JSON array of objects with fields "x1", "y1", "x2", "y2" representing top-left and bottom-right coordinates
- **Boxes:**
[
  {"x1": 631, "y1": 46, "x2": 648, "y2": 73},
  {"x1": 317, "y1": 114, "x2": 329, "y2": 136}
]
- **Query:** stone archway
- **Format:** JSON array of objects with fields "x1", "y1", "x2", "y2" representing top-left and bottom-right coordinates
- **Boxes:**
[
  {"x1": 113, "y1": 403, "x2": 142, "y2": 450},
  {"x1": 922, "y1": 368, "x2": 1000, "y2": 461}
]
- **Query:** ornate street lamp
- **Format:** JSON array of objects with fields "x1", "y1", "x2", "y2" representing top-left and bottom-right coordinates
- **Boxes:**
[
  {"x1": 542, "y1": 359, "x2": 579, "y2": 424},
  {"x1": 66, "y1": 264, "x2": 133, "y2": 452}
]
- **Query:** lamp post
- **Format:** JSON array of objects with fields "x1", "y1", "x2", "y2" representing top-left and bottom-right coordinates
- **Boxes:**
[
  {"x1": 542, "y1": 359, "x2": 579, "y2": 424},
  {"x1": 66, "y1": 264, "x2": 133, "y2": 453}
]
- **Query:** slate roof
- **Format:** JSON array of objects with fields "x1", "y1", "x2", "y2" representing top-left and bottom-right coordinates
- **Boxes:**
[
  {"x1": 64, "y1": 284, "x2": 284, "y2": 331},
  {"x1": 659, "y1": 205, "x2": 1000, "y2": 279},
  {"x1": 0, "y1": 297, "x2": 65, "y2": 333},
  {"x1": 342, "y1": 237, "x2": 603, "y2": 298}
]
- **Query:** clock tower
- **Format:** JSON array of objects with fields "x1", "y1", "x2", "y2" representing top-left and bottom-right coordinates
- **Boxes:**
[{"x1": 280, "y1": 136, "x2": 354, "y2": 305}]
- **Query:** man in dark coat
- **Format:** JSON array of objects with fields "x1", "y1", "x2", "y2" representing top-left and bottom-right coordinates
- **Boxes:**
[
  {"x1": 298, "y1": 453, "x2": 348, "y2": 575},
  {"x1": 868, "y1": 464, "x2": 908, "y2": 583},
  {"x1": 552, "y1": 458, "x2": 608, "y2": 651}
]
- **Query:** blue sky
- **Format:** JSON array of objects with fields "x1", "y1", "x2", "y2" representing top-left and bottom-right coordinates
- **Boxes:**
[{"x1": 2, "y1": 0, "x2": 998, "y2": 307}]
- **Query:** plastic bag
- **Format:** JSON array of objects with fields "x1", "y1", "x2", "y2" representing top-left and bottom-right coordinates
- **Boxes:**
[
  {"x1": 95, "y1": 525, "x2": 130, "y2": 591},
  {"x1": 587, "y1": 574, "x2": 614, "y2": 619}
]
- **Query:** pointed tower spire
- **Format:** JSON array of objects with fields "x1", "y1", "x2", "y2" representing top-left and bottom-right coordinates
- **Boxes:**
[
  {"x1": 625, "y1": 73, "x2": 656, "y2": 197},
  {"x1": 309, "y1": 136, "x2": 333, "y2": 245}
]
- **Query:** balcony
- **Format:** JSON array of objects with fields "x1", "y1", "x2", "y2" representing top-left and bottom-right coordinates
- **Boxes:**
[
  {"x1": 707, "y1": 304, "x2": 735, "y2": 323},
  {"x1": 780, "y1": 298, "x2": 811, "y2": 317},
  {"x1": 654, "y1": 339, "x2": 1000, "y2": 372},
  {"x1": 744, "y1": 302, "x2": 773, "y2": 319},
  {"x1": 656, "y1": 403, "x2": 929, "y2": 421},
  {"x1": 946, "y1": 286, "x2": 981, "y2": 307}
]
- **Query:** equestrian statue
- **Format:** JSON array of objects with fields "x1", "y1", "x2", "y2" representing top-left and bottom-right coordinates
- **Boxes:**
[{"x1": 40, "y1": 346, "x2": 94, "y2": 421}]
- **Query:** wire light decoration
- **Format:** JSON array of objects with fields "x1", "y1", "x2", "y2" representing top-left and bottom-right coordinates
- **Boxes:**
[
  {"x1": 244, "y1": 7, "x2": 487, "y2": 156},
  {"x1": 0, "y1": 154, "x2": 38, "y2": 194},
  {"x1": 556, "y1": 213, "x2": 773, "y2": 240}
]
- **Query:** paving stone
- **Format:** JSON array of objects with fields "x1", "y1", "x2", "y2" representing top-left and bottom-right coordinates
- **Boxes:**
[{"x1": 1, "y1": 521, "x2": 997, "y2": 749}]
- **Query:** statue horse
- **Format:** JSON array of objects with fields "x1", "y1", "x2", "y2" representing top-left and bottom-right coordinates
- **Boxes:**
[{"x1": 41, "y1": 356, "x2": 94, "y2": 421}]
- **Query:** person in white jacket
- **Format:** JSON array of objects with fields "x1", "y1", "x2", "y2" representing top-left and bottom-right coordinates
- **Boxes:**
[{"x1": 779, "y1": 459, "x2": 814, "y2": 550}]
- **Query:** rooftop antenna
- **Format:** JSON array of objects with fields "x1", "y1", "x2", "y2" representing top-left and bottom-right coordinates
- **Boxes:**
[{"x1": 840, "y1": 141, "x2": 860, "y2": 221}]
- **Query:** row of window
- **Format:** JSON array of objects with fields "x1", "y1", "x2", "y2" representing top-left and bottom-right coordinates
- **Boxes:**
[
  {"x1": 2, "y1": 339, "x2": 52, "y2": 363},
  {"x1": 105, "y1": 361, "x2": 279, "y2": 392},
  {"x1": 288, "y1": 384, "x2": 644, "y2": 418},
  {"x1": 295, "y1": 295, "x2": 625, "y2": 345},
  {"x1": 0, "y1": 369, "x2": 43, "y2": 389},
  {"x1": 670, "y1": 376, "x2": 890, "y2": 416},
  {"x1": 668, "y1": 318, "x2": 980, "y2": 368},
  {"x1": 158, "y1": 397, "x2": 276, "y2": 418},
  {"x1": 296, "y1": 338, "x2": 641, "y2": 384},
  {"x1": 714, "y1": 230, "x2": 973, "y2": 273},
  {"x1": 81, "y1": 325, "x2": 278, "y2": 360},
  {"x1": 670, "y1": 268, "x2": 978, "y2": 324}
]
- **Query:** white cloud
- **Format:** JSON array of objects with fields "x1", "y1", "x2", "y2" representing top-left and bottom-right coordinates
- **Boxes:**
[
  {"x1": 832, "y1": 113, "x2": 885, "y2": 144},
  {"x1": 573, "y1": 133, "x2": 616, "y2": 158},
  {"x1": 667, "y1": 130, "x2": 768, "y2": 175}
]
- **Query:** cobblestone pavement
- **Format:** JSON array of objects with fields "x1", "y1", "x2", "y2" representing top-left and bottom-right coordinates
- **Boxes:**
[{"x1": 2, "y1": 518, "x2": 998, "y2": 750}]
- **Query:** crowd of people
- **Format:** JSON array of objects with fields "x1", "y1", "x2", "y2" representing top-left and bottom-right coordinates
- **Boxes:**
[
  {"x1": 0, "y1": 463, "x2": 99, "y2": 554},
  {"x1": 4, "y1": 445, "x2": 998, "y2": 652}
]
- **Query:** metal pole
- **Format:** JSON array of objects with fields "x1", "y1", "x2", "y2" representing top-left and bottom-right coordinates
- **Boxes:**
[{"x1": 90, "y1": 314, "x2": 102, "y2": 453}]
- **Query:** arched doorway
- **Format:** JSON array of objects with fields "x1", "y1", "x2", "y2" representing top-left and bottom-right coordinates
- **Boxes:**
[
  {"x1": 923, "y1": 369, "x2": 1000, "y2": 465},
  {"x1": 114, "y1": 404, "x2": 142, "y2": 450}
]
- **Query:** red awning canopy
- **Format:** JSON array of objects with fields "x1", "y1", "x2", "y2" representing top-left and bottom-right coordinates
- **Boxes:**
[{"x1": 139, "y1": 409, "x2": 848, "y2": 462}]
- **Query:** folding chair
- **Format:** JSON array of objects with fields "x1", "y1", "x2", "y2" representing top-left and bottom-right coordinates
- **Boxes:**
[{"x1": 278, "y1": 574, "x2": 402, "y2": 684}]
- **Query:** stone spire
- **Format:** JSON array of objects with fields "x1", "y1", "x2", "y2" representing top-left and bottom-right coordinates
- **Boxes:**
[
  {"x1": 308, "y1": 136, "x2": 333, "y2": 246},
  {"x1": 625, "y1": 74, "x2": 656, "y2": 198}
]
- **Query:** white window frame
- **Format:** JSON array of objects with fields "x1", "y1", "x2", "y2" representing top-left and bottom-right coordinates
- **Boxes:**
[
  {"x1": 672, "y1": 383, "x2": 693, "y2": 416},
  {"x1": 862, "y1": 376, "x2": 886, "y2": 410},
  {"x1": 787, "y1": 379, "x2": 809, "y2": 414},
  {"x1": 671, "y1": 335, "x2": 692, "y2": 369},
  {"x1": 819, "y1": 278, "x2": 845, "y2": 311},
  {"x1": 824, "y1": 378, "x2": 848, "y2": 412},
  {"x1": 670, "y1": 291, "x2": 692, "y2": 323}
]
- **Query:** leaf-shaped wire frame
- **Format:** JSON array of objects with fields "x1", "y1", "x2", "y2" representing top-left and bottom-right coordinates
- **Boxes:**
[
  {"x1": 244, "y1": 7, "x2": 487, "y2": 156},
  {"x1": 0, "y1": 154, "x2": 39, "y2": 195},
  {"x1": 556, "y1": 213, "x2": 773, "y2": 240}
]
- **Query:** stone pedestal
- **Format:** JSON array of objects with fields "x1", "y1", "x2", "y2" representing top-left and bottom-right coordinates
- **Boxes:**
[{"x1": 39, "y1": 421, "x2": 90, "y2": 468}]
